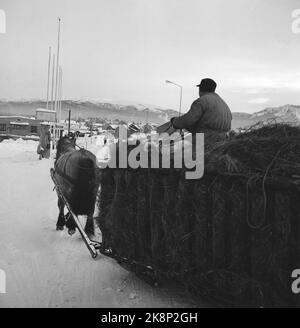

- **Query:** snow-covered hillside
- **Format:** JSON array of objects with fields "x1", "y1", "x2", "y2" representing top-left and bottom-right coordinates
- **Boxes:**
[
  {"x1": 250, "y1": 105, "x2": 300, "y2": 122},
  {"x1": 0, "y1": 99, "x2": 178, "y2": 124},
  {"x1": 231, "y1": 104, "x2": 300, "y2": 129}
]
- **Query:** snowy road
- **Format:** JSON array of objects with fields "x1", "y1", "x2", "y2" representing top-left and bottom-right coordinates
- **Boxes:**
[{"x1": 0, "y1": 138, "x2": 204, "y2": 308}]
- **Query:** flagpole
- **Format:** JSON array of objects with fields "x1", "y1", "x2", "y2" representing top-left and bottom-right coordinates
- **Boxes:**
[
  {"x1": 54, "y1": 17, "x2": 61, "y2": 121},
  {"x1": 46, "y1": 46, "x2": 51, "y2": 110},
  {"x1": 59, "y1": 67, "x2": 63, "y2": 123},
  {"x1": 51, "y1": 53, "x2": 55, "y2": 111}
]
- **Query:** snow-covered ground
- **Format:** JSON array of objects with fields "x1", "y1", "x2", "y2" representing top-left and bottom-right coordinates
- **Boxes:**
[{"x1": 0, "y1": 137, "x2": 205, "y2": 308}]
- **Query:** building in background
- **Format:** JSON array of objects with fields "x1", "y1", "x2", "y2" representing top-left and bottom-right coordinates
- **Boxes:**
[
  {"x1": 0, "y1": 116, "x2": 40, "y2": 141},
  {"x1": 0, "y1": 108, "x2": 64, "y2": 142}
]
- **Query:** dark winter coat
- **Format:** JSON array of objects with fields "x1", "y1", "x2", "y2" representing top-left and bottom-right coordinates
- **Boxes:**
[{"x1": 172, "y1": 92, "x2": 232, "y2": 133}]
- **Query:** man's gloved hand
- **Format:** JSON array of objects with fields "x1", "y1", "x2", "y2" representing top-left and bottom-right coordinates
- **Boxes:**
[{"x1": 170, "y1": 117, "x2": 178, "y2": 129}]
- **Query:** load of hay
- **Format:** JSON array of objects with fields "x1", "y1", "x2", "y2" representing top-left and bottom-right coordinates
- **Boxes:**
[{"x1": 96, "y1": 123, "x2": 300, "y2": 307}]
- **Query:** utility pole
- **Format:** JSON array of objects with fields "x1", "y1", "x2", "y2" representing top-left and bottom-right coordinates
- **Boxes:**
[{"x1": 165, "y1": 80, "x2": 183, "y2": 116}]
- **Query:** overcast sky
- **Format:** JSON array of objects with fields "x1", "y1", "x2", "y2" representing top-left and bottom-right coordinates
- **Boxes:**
[{"x1": 1, "y1": 0, "x2": 300, "y2": 113}]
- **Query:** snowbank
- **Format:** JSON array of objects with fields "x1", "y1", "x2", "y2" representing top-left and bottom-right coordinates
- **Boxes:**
[{"x1": 0, "y1": 138, "x2": 38, "y2": 161}]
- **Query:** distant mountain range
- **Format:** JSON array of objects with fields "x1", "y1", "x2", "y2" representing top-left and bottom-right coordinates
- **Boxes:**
[
  {"x1": 231, "y1": 104, "x2": 300, "y2": 129},
  {"x1": 0, "y1": 99, "x2": 177, "y2": 124},
  {"x1": 0, "y1": 100, "x2": 300, "y2": 129}
]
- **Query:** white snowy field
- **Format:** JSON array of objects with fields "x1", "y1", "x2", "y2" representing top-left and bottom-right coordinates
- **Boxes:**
[{"x1": 0, "y1": 137, "x2": 205, "y2": 308}]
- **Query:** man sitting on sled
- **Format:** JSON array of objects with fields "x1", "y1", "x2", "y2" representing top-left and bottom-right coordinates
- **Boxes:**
[{"x1": 159, "y1": 78, "x2": 232, "y2": 144}]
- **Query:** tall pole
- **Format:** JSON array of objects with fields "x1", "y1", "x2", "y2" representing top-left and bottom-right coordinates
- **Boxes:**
[
  {"x1": 51, "y1": 54, "x2": 56, "y2": 111},
  {"x1": 58, "y1": 68, "x2": 60, "y2": 122},
  {"x1": 59, "y1": 67, "x2": 63, "y2": 123},
  {"x1": 165, "y1": 80, "x2": 183, "y2": 117},
  {"x1": 68, "y1": 109, "x2": 71, "y2": 134},
  {"x1": 57, "y1": 67, "x2": 60, "y2": 122},
  {"x1": 46, "y1": 46, "x2": 51, "y2": 110},
  {"x1": 54, "y1": 17, "x2": 61, "y2": 119},
  {"x1": 179, "y1": 86, "x2": 182, "y2": 117}
]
